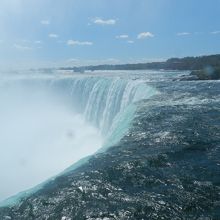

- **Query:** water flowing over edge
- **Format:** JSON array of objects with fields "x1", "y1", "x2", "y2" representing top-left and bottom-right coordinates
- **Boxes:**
[{"x1": 0, "y1": 75, "x2": 158, "y2": 207}]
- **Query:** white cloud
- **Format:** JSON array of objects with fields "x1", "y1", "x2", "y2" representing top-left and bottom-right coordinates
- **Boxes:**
[
  {"x1": 14, "y1": 44, "x2": 32, "y2": 50},
  {"x1": 67, "y1": 40, "x2": 93, "y2": 46},
  {"x1": 41, "y1": 20, "x2": 50, "y2": 25},
  {"x1": 66, "y1": 58, "x2": 80, "y2": 63},
  {"x1": 21, "y1": 39, "x2": 31, "y2": 43},
  {"x1": 137, "y1": 32, "x2": 154, "y2": 39},
  {"x1": 49, "y1": 34, "x2": 59, "y2": 38},
  {"x1": 104, "y1": 58, "x2": 120, "y2": 63},
  {"x1": 34, "y1": 41, "x2": 42, "y2": 44},
  {"x1": 64, "y1": 58, "x2": 81, "y2": 66},
  {"x1": 116, "y1": 35, "x2": 129, "y2": 39},
  {"x1": 211, "y1": 30, "x2": 220, "y2": 34},
  {"x1": 177, "y1": 32, "x2": 191, "y2": 36},
  {"x1": 92, "y1": 18, "x2": 116, "y2": 25},
  {"x1": 127, "y1": 40, "x2": 134, "y2": 44}
]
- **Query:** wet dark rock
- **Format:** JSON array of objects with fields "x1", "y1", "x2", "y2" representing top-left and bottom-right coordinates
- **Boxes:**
[
  {"x1": 178, "y1": 67, "x2": 220, "y2": 81},
  {"x1": 190, "y1": 67, "x2": 220, "y2": 80}
]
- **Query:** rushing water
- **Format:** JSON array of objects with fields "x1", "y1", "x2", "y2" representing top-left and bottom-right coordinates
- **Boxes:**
[
  {"x1": 0, "y1": 70, "x2": 220, "y2": 219},
  {"x1": 0, "y1": 70, "x2": 157, "y2": 202}
]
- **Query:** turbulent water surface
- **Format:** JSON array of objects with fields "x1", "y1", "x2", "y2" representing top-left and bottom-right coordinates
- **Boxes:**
[{"x1": 0, "y1": 70, "x2": 219, "y2": 219}]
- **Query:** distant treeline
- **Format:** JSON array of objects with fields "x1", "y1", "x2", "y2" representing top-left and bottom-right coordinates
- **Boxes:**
[{"x1": 60, "y1": 54, "x2": 220, "y2": 72}]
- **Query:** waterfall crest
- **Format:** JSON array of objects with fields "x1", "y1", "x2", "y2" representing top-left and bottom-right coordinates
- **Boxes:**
[
  {"x1": 53, "y1": 76, "x2": 157, "y2": 137},
  {"x1": 0, "y1": 74, "x2": 157, "y2": 206}
]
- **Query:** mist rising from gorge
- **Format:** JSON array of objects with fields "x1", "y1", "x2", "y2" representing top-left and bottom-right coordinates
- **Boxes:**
[{"x1": 0, "y1": 78, "x2": 102, "y2": 201}]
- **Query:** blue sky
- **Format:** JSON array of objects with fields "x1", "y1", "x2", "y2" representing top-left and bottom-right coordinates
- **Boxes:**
[{"x1": 0, "y1": 0, "x2": 220, "y2": 68}]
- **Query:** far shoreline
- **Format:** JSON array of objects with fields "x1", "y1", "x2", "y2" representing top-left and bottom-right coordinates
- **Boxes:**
[{"x1": 58, "y1": 54, "x2": 220, "y2": 80}]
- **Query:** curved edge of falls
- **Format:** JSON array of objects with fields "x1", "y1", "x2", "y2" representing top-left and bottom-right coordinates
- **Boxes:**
[{"x1": 0, "y1": 75, "x2": 158, "y2": 207}]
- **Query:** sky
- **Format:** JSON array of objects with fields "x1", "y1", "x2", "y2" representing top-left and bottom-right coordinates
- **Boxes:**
[{"x1": 0, "y1": 0, "x2": 220, "y2": 68}]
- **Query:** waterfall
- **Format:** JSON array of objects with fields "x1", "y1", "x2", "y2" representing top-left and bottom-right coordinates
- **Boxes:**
[
  {"x1": 52, "y1": 76, "x2": 157, "y2": 138},
  {"x1": 0, "y1": 73, "x2": 158, "y2": 206}
]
